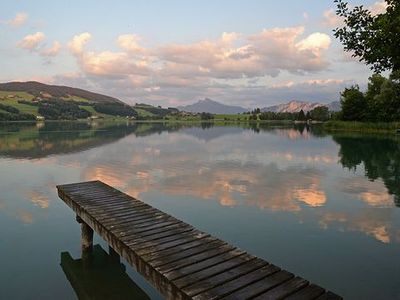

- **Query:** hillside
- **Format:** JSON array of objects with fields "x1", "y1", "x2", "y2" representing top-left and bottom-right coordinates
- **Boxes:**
[
  {"x1": 0, "y1": 81, "x2": 138, "y2": 120},
  {"x1": 0, "y1": 81, "x2": 122, "y2": 104},
  {"x1": 262, "y1": 100, "x2": 341, "y2": 113},
  {"x1": 178, "y1": 98, "x2": 248, "y2": 114}
]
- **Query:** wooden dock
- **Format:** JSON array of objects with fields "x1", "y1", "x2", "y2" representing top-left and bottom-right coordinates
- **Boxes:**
[{"x1": 57, "y1": 180, "x2": 341, "y2": 300}]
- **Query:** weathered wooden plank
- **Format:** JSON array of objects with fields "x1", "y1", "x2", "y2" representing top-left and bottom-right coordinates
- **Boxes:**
[
  {"x1": 143, "y1": 236, "x2": 218, "y2": 262},
  {"x1": 285, "y1": 284, "x2": 326, "y2": 300},
  {"x1": 221, "y1": 270, "x2": 294, "y2": 300},
  {"x1": 163, "y1": 248, "x2": 246, "y2": 281},
  {"x1": 114, "y1": 219, "x2": 183, "y2": 237},
  {"x1": 98, "y1": 209, "x2": 162, "y2": 226},
  {"x1": 93, "y1": 206, "x2": 156, "y2": 222},
  {"x1": 177, "y1": 257, "x2": 266, "y2": 293},
  {"x1": 120, "y1": 222, "x2": 192, "y2": 241},
  {"x1": 133, "y1": 232, "x2": 210, "y2": 256},
  {"x1": 252, "y1": 277, "x2": 309, "y2": 299},
  {"x1": 150, "y1": 240, "x2": 227, "y2": 268},
  {"x1": 126, "y1": 227, "x2": 196, "y2": 248},
  {"x1": 57, "y1": 181, "x2": 341, "y2": 300},
  {"x1": 192, "y1": 264, "x2": 280, "y2": 300},
  {"x1": 107, "y1": 215, "x2": 177, "y2": 234},
  {"x1": 104, "y1": 212, "x2": 171, "y2": 228}
]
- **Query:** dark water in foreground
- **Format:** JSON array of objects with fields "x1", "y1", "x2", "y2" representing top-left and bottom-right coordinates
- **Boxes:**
[{"x1": 0, "y1": 121, "x2": 399, "y2": 300}]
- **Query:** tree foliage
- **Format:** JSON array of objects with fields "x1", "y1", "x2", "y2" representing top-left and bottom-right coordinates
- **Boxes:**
[
  {"x1": 93, "y1": 103, "x2": 138, "y2": 117},
  {"x1": 340, "y1": 73, "x2": 400, "y2": 122},
  {"x1": 38, "y1": 99, "x2": 91, "y2": 120},
  {"x1": 309, "y1": 106, "x2": 330, "y2": 121},
  {"x1": 334, "y1": 0, "x2": 400, "y2": 72},
  {"x1": 200, "y1": 112, "x2": 214, "y2": 120},
  {"x1": 0, "y1": 103, "x2": 20, "y2": 114}
]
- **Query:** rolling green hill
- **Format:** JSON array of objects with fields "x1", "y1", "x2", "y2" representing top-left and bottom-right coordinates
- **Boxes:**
[{"x1": 0, "y1": 81, "x2": 137, "y2": 120}]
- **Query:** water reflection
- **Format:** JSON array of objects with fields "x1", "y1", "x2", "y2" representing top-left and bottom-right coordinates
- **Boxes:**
[
  {"x1": 60, "y1": 245, "x2": 150, "y2": 300},
  {"x1": 332, "y1": 133, "x2": 400, "y2": 207},
  {"x1": 0, "y1": 122, "x2": 194, "y2": 159},
  {"x1": 1, "y1": 122, "x2": 400, "y2": 299}
]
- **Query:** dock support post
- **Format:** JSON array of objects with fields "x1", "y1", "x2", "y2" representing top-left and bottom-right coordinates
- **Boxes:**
[
  {"x1": 109, "y1": 246, "x2": 121, "y2": 264},
  {"x1": 76, "y1": 215, "x2": 93, "y2": 253}
]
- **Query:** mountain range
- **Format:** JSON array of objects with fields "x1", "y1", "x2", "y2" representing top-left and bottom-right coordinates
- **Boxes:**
[
  {"x1": 0, "y1": 81, "x2": 341, "y2": 115},
  {"x1": 178, "y1": 99, "x2": 341, "y2": 114},
  {"x1": 262, "y1": 100, "x2": 341, "y2": 113}
]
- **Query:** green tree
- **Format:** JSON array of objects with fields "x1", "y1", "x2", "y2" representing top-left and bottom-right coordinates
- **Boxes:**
[
  {"x1": 334, "y1": 0, "x2": 400, "y2": 73},
  {"x1": 297, "y1": 109, "x2": 306, "y2": 121},
  {"x1": 309, "y1": 106, "x2": 330, "y2": 121},
  {"x1": 340, "y1": 85, "x2": 367, "y2": 121}
]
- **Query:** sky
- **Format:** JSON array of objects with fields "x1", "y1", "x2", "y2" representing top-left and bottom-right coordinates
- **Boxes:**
[{"x1": 0, "y1": 0, "x2": 387, "y2": 108}]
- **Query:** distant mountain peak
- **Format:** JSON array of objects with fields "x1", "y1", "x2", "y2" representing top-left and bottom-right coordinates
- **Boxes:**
[{"x1": 177, "y1": 98, "x2": 247, "y2": 114}]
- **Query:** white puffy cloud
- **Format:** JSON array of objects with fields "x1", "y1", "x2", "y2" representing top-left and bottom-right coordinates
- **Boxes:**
[
  {"x1": 117, "y1": 34, "x2": 146, "y2": 53},
  {"x1": 60, "y1": 26, "x2": 336, "y2": 106},
  {"x1": 40, "y1": 41, "x2": 61, "y2": 57},
  {"x1": 68, "y1": 32, "x2": 91, "y2": 55},
  {"x1": 17, "y1": 32, "x2": 46, "y2": 51},
  {"x1": 7, "y1": 12, "x2": 28, "y2": 27},
  {"x1": 68, "y1": 27, "x2": 331, "y2": 87}
]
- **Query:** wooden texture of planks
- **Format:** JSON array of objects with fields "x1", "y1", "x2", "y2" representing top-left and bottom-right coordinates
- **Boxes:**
[{"x1": 57, "y1": 180, "x2": 342, "y2": 300}]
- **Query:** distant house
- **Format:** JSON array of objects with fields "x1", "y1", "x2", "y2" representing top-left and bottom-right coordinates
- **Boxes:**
[
  {"x1": 7, "y1": 94, "x2": 15, "y2": 99},
  {"x1": 88, "y1": 115, "x2": 104, "y2": 121},
  {"x1": 36, "y1": 116, "x2": 45, "y2": 121}
]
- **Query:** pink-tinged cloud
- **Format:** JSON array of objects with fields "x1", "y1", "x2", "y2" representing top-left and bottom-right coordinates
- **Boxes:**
[
  {"x1": 67, "y1": 27, "x2": 331, "y2": 89},
  {"x1": 117, "y1": 34, "x2": 146, "y2": 54},
  {"x1": 323, "y1": 0, "x2": 388, "y2": 28},
  {"x1": 17, "y1": 32, "x2": 45, "y2": 51},
  {"x1": 7, "y1": 12, "x2": 28, "y2": 27},
  {"x1": 68, "y1": 32, "x2": 91, "y2": 55},
  {"x1": 40, "y1": 41, "x2": 61, "y2": 57}
]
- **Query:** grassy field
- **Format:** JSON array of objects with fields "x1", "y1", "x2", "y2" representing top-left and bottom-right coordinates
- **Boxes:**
[
  {"x1": 324, "y1": 121, "x2": 400, "y2": 133},
  {"x1": 0, "y1": 91, "x2": 35, "y2": 100},
  {"x1": 62, "y1": 95, "x2": 91, "y2": 102},
  {"x1": 0, "y1": 98, "x2": 39, "y2": 115},
  {"x1": 134, "y1": 108, "x2": 155, "y2": 117}
]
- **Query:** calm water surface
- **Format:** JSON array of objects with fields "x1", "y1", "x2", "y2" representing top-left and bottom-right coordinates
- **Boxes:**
[{"x1": 0, "y1": 122, "x2": 399, "y2": 299}]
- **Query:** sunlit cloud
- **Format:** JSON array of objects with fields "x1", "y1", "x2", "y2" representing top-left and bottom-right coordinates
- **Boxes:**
[
  {"x1": 57, "y1": 26, "x2": 335, "y2": 106},
  {"x1": 6, "y1": 12, "x2": 28, "y2": 27},
  {"x1": 40, "y1": 41, "x2": 61, "y2": 57},
  {"x1": 322, "y1": 0, "x2": 388, "y2": 28},
  {"x1": 17, "y1": 32, "x2": 46, "y2": 51}
]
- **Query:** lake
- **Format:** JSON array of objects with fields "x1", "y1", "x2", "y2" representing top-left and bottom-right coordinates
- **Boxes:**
[{"x1": 0, "y1": 121, "x2": 399, "y2": 299}]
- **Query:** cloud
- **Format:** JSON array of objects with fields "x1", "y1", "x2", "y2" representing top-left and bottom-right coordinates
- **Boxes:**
[
  {"x1": 40, "y1": 41, "x2": 61, "y2": 57},
  {"x1": 68, "y1": 32, "x2": 91, "y2": 55},
  {"x1": 323, "y1": 1, "x2": 388, "y2": 28},
  {"x1": 6, "y1": 12, "x2": 28, "y2": 27},
  {"x1": 17, "y1": 32, "x2": 46, "y2": 51},
  {"x1": 369, "y1": 0, "x2": 388, "y2": 15},
  {"x1": 63, "y1": 27, "x2": 332, "y2": 106},
  {"x1": 322, "y1": 9, "x2": 343, "y2": 28},
  {"x1": 117, "y1": 34, "x2": 146, "y2": 53}
]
